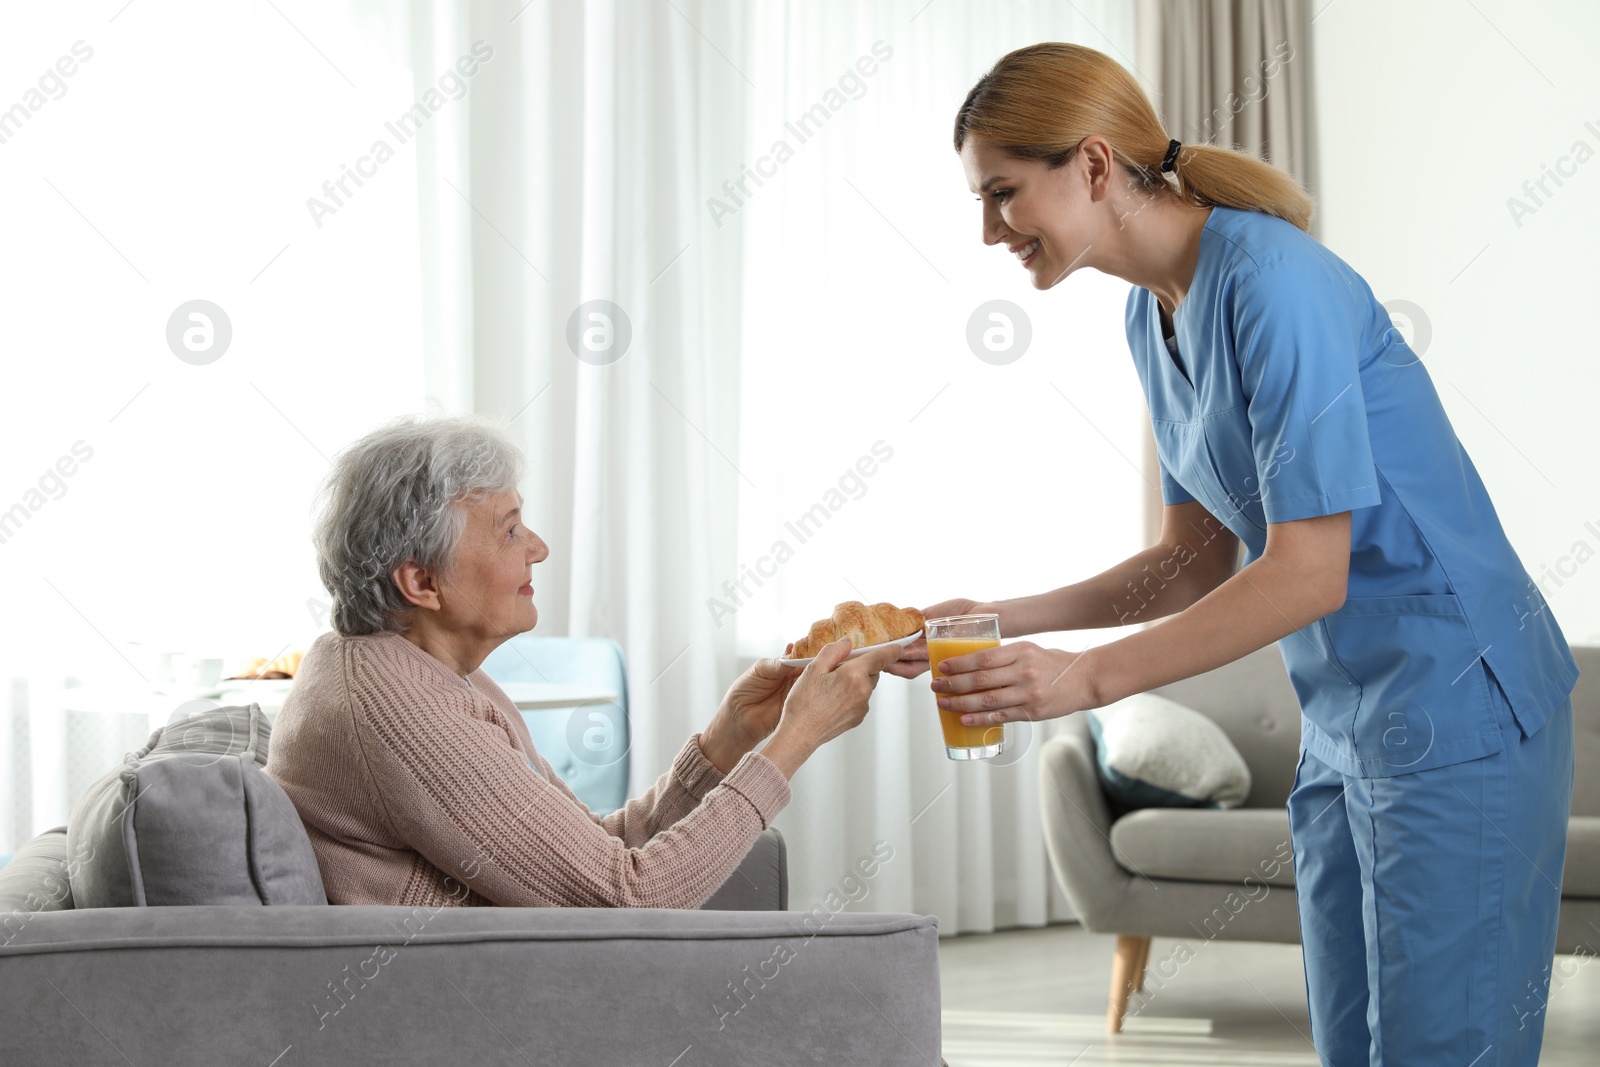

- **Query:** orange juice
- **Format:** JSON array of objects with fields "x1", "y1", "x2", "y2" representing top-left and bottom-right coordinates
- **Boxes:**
[{"x1": 928, "y1": 637, "x2": 1005, "y2": 750}]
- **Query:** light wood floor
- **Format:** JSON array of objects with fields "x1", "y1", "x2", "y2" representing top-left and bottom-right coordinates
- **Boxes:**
[{"x1": 938, "y1": 923, "x2": 1600, "y2": 1066}]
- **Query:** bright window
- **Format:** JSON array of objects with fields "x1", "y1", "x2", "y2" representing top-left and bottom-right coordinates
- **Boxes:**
[{"x1": 728, "y1": 8, "x2": 1147, "y2": 658}]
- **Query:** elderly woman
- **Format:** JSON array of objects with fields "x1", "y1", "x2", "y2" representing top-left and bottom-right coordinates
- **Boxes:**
[{"x1": 266, "y1": 413, "x2": 900, "y2": 908}]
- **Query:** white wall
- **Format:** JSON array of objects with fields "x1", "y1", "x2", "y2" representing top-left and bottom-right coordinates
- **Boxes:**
[{"x1": 1309, "y1": 0, "x2": 1600, "y2": 642}]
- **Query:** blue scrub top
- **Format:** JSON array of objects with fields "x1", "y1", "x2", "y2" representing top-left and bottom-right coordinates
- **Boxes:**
[{"x1": 1127, "y1": 205, "x2": 1578, "y2": 778}]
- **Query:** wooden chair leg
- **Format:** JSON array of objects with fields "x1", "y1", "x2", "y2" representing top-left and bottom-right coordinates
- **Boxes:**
[
  {"x1": 1132, "y1": 935, "x2": 1152, "y2": 992},
  {"x1": 1107, "y1": 934, "x2": 1151, "y2": 1034}
]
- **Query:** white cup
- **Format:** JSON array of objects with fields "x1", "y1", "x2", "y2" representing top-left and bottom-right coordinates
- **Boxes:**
[{"x1": 173, "y1": 654, "x2": 224, "y2": 689}]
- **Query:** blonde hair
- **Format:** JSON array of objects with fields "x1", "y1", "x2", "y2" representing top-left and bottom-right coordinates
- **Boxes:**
[{"x1": 953, "y1": 43, "x2": 1314, "y2": 233}]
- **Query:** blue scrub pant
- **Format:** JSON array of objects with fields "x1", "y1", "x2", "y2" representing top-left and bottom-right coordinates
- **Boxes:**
[{"x1": 1287, "y1": 686, "x2": 1574, "y2": 1066}]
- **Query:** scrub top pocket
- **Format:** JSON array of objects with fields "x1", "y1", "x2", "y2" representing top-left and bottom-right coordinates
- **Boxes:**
[{"x1": 1311, "y1": 593, "x2": 1504, "y2": 777}]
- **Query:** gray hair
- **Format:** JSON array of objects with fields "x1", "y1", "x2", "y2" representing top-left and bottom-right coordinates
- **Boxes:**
[{"x1": 312, "y1": 413, "x2": 526, "y2": 636}]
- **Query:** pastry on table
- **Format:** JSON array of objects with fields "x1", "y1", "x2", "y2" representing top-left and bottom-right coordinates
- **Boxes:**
[
  {"x1": 225, "y1": 650, "x2": 305, "y2": 681},
  {"x1": 787, "y1": 601, "x2": 926, "y2": 659}
]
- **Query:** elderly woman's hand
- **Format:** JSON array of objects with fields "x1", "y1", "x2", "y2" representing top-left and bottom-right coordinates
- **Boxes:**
[
  {"x1": 755, "y1": 638, "x2": 904, "y2": 779},
  {"x1": 777, "y1": 638, "x2": 903, "y2": 746},
  {"x1": 700, "y1": 657, "x2": 804, "y2": 773}
]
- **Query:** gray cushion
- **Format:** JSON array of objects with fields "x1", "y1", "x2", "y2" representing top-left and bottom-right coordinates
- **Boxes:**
[
  {"x1": 128, "y1": 700, "x2": 272, "y2": 766},
  {"x1": 1088, "y1": 692, "x2": 1253, "y2": 809},
  {"x1": 1111, "y1": 807, "x2": 1296, "y2": 888},
  {"x1": 1570, "y1": 647, "x2": 1600, "y2": 817},
  {"x1": 67, "y1": 704, "x2": 326, "y2": 907},
  {"x1": 1149, "y1": 644, "x2": 1302, "y2": 808},
  {"x1": 0, "y1": 826, "x2": 76, "y2": 927},
  {"x1": 1107, "y1": 802, "x2": 1600, "y2": 896},
  {"x1": 1565, "y1": 815, "x2": 1600, "y2": 898}
]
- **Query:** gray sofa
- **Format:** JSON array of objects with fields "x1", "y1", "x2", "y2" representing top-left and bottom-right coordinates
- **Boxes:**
[
  {"x1": 0, "y1": 707, "x2": 942, "y2": 1066},
  {"x1": 1039, "y1": 644, "x2": 1600, "y2": 1033}
]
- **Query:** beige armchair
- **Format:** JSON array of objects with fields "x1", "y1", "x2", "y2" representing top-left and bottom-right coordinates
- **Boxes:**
[{"x1": 1038, "y1": 645, "x2": 1600, "y2": 1033}]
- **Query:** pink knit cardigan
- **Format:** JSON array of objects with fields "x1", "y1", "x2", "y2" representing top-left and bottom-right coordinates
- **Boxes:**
[{"x1": 264, "y1": 629, "x2": 791, "y2": 908}]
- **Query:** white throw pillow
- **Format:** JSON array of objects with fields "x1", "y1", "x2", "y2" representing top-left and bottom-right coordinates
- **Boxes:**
[{"x1": 1086, "y1": 692, "x2": 1252, "y2": 809}]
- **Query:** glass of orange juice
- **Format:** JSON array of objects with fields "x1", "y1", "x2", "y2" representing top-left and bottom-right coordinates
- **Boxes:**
[{"x1": 925, "y1": 614, "x2": 1005, "y2": 760}]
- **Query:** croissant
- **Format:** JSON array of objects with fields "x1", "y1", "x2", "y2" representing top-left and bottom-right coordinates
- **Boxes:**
[
  {"x1": 226, "y1": 650, "x2": 305, "y2": 681},
  {"x1": 789, "y1": 601, "x2": 926, "y2": 658}
]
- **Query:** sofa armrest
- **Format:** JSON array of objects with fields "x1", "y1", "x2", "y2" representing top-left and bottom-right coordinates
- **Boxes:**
[
  {"x1": 700, "y1": 827, "x2": 786, "y2": 911},
  {"x1": 1037, "y1": 719, "x2": 1137, "y2": 931},
  {"x1": 1, "y1": 904, "x2": 939, "y2": 1066}
]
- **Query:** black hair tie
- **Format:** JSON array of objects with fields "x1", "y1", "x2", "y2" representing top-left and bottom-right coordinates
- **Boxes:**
[{"x1": 1160, "y1": 139, "x2": 1182, "y2": 173}]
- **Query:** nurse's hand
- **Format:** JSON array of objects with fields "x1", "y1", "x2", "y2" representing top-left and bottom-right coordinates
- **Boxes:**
[
  {"x1": 929, "y1": 641, "x2": 1092, "y2": 725},
  {"x1": 884, "y1": 597, "x2": 981, "y2": 679}
]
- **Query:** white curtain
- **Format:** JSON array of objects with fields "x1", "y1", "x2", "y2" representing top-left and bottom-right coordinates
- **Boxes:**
[
  {"x1": 725, "y1": 1, "x2": 1143, "y2": 934},
  {"x1": 415, "y1": 0, "x2": 1145, "y2": 935},
  {"x1": 0, "y1": 0, "x2": 753, "y2": 862},
  {"x1": 395, "y1": 1, "x2": 753, "y2": 810},
  {"x1": 2, "y1": 1, "x2": 1146, "y2": 940},
  {"x1": 0, "y1": 0, "x2": 435, "y2": 852}
]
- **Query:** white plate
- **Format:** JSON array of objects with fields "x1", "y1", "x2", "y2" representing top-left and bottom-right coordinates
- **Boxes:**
[{"x1": 779, "y1": 630, "x2": 922, "y2": 668}]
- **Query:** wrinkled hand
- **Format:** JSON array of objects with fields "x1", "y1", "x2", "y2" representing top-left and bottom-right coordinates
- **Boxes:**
[
  {"x1": 714, "y1": 656, "x2": 803, "y2": 748},
  {"x1": 929, "y1": 641, "x2": 1093, "y2": 725},
  {"x1": 884, "y1": 597, "x2": 980, "y2": 679},
  {"x1": 781, "y1": 638, "x2": 904, "y2": 747}
]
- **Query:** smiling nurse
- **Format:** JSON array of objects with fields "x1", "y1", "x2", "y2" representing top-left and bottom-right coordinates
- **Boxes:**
[{"x1": 890, "y1": 42, "x2": 1580, "y2": 1066}]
